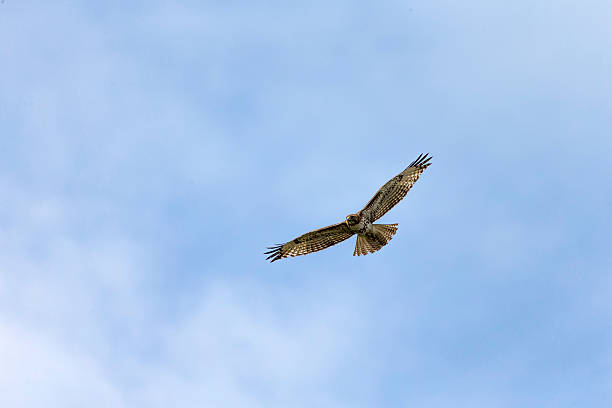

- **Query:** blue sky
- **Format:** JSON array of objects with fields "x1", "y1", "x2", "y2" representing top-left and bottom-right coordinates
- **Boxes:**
[{"x1": 1, "y1": 1, "x2": 611, "y2": 407}]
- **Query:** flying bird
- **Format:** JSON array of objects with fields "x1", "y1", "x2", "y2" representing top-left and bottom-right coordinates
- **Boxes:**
[{"x1": 265, "y1": 153, "x2": 432, "y2": 262}]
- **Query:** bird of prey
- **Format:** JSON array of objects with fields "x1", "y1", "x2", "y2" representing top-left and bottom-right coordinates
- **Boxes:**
[{"x1": 265, "y1": 153, "x2": 432, "y2": 262}]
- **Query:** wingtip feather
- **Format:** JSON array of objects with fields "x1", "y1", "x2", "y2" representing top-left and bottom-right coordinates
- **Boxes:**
[
  {"x1": 410, "y1": 152, "x2": 432, "y2": 168},
  {"x1": 265, "y1": 244, "x2": 284, "y2": 262}
]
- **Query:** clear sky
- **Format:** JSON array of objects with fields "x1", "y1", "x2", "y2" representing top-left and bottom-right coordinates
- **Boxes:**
[{"x1": 1, "y1": 1, "x2": 611, "y2": 407}]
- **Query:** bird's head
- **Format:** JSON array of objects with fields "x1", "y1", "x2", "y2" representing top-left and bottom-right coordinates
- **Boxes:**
[{"x1": 345, "y1": 214, "x2": 360, "y2": 227}]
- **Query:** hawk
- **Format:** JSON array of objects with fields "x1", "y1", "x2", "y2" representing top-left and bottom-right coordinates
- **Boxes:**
[{"x1": 265, "y1": 153, "x2": 432, "y2": 262}]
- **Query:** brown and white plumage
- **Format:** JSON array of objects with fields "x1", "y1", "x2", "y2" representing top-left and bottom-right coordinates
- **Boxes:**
[
  {"x1": 265, "y1": 222, "x2": 354, "y2": 262},
  {"x1": 353, "y1": 224, "x2": 398, "y2": 256},
  {"x1": 359, "y1": 153, "x2": 432, "y2": 222},
  {"x1": 265, "y1": 153, "x2": 432, "y2": 262}
]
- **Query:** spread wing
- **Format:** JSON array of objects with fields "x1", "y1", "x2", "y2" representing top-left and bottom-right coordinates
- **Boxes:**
[
  {"x1": 265, "y1": 222, "x2": 355, "y2": 262},
  {"x1": 359, "y1": 153, "x2": 432, "y2": 222}
]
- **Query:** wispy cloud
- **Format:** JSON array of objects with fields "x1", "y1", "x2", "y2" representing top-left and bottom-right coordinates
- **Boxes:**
[{"x1": 1, "y1": 0, "x2": 611, "y2": 407}]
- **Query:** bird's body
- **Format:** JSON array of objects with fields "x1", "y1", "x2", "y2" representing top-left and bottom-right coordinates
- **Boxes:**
[
  {"x1": 345, "y1": 213, "x2": 370, "y2": 234},
  {"x1": 265, "y1": 153, "x2": 432, "y2": 262}
]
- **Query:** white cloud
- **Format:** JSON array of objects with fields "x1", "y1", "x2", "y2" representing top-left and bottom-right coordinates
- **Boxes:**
[
  {"x1": 0, "y1": 322, "x2": 125, "y2": 408},
  {"x1": 129, "y1": 281, "x2": 362, "y2": 407},
  {"x1": 0, "y1": 174, "x2": 366, "y2": 407}
]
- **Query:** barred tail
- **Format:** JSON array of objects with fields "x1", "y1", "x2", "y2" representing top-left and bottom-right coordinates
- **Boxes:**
[{"x1": 353, "y1": 224, "x2": 398, "y2": 256}]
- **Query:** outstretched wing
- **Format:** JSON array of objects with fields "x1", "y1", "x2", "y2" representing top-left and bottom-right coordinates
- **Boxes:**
[
  {"x1": 265, "y1": 222, "x2": 354, "y2": 262},
  {"x1": 359, "y1": 153, "x2": 432, "y2": 222}
]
